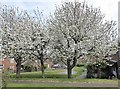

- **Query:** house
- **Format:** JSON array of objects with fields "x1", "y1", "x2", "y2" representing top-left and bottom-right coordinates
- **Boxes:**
[
  {"x1": 0, "y1": 58, "x2": 16, "y2": 73},
  {"x1": 105, "y1": 59, "x2": 118, "y2": 79},
  {"x1": 45, "y1": 59, "x2": 53, "y2": 68},
  {"x1": 21, "y1": 58, "x2": 54, "y2": 72},
  {"x1": 21, "y1": 59, "x2": 40, "y2": 72}
]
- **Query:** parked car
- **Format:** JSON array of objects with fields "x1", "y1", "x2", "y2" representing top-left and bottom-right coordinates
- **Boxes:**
[{"x1": 52, "y1": 64, "x2": 61, "y2": 69}]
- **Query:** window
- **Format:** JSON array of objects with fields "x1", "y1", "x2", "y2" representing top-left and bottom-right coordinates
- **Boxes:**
[
  {"x1": 10, "y1": 59, "x2": 14, "y2": 63},
  {"x1": 10, "y1": 66, "x2": 14, "y2": 70},
  {"x1": 0, "y1": 64, "x2": 3, "y2": 69}
]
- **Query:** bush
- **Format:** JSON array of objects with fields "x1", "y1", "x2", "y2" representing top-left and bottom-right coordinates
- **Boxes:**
[
  {"x1": 24, "y1": 65, "x2": 35, "y2": 72},
  {"x1": 86, "y1": 61, "x2": 108, "y2": 79},
  {"x1": 44, "y1": 64, "x2": 48, "y2": 69},
  {"x1": 2, "y1": 70, "x2": 10, "y2": 87},
  {"x1": 76, "y1": 64, "x2": 84, "y2": 67},
  {"x1": 86, "y1": 63, "x2": 94, "y2": 78}
]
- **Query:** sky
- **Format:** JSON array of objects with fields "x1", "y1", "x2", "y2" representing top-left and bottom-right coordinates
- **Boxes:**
[{"x1": 0, "y1": 0, "x2": 120, "y2": 21}]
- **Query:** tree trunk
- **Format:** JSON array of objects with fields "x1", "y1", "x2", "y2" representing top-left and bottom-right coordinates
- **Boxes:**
[
  {"x1": 67, "y1": 60, "x2": 72, "y2": 78},
  {"x1": 67, "y1": 66, "x2": 72, "y2": 78},
  {"x1": 40, "y1": 59, "x2": 45, "y2": 78},
  {"x1": 16, "y1": 62, "x2": 21, "y2": 78}
]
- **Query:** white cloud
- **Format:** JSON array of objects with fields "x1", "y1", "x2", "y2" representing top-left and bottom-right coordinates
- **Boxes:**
[
  {"x1": 1, "y1": 0, "x2": 119, "y2": 21},
  {"x1": 86, "y1": 0, "x2": 119, "y2": 21},
  {"x1": 1, "y1": 0, "x2": 63, "y2": 3}
]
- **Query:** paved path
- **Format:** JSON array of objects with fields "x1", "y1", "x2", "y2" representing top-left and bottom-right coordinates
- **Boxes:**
[
  {"x1": 0, "y1": 69, "x2": 2, "y2": 88},
  {"x1": 60, "y1": 70, "x2": 77, "y2": 74},
  {"x1": 75, "y1": 69, "x2": 87, "y2": 79},
  {"x1": 12, "y1": 80, "x2": 118, "y2": 87},
  {"x1": 60, "y1": 68, "x2": 87, "y2": 79}
]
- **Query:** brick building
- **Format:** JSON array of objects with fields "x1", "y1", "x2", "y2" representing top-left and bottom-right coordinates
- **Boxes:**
[{"x1": 1, "y1": 58, "x2": 16, "y2": 72}]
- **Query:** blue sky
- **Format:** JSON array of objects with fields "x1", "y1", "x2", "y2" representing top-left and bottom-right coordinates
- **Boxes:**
[{"x1": 0, "y1": 0, "x2": 120, "y2": 21}]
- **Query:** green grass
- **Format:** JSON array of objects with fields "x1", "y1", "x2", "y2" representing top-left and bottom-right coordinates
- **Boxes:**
[
  {"x1": 73, "y1": 66, "x2": 84, "y2": 77},
  {"x1": 10, "y1": 67, "x2": 84, "y2": 79},
  {"x1": 10, "y1": 69, "x2": 67, "y2": 79},
  {"x1": 6, "y1": 66, "x2": 118, "y2": 88},
  {"x1": 9, "y1": 66, "x2": 118, "y2": 83}
]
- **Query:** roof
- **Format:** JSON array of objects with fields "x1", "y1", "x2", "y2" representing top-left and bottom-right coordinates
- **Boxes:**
[{"x1": 106, "y1": 60, "x2": 117, "y2": 67}]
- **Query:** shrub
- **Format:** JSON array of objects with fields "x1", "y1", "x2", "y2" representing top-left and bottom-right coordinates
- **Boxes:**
[
  {"x1": 24, "y1": 65, "x2": 35, "y2": 72},
  {"x1": 76, "y1": 64, "x2": 84, "y2": 67},
  {"x1": 86, "y1": 61, "x2": 108, "y2": 79},
  {"x1": 2, "y1": 70, "x2": 10, "y2": 87},
  {"x1": 86, "y1": 63, "x2": 94, "y2": 78},
  {"x1": 44, "y1": 64, "x2": 48, "y2": 69}
]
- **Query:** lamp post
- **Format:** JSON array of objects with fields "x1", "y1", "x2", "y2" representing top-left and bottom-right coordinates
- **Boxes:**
[
  {"x1": 118, "y1": 1, "x2": 120, "y2": 48},
  {"x1": 0, "y1": 32, "x2": 2, "y2": 88},
  {"x1": 118, "y1": 1, "x2": 120, "y2": 81},
  {"x1": 0, "y1": 65, "x2": 2, "y2": 88}
]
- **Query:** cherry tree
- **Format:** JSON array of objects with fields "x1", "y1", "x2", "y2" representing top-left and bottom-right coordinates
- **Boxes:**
[
  {"x1": 83, "y1": 20, "x2": 117, "y2": 62},
  {"x1": 25, "y1": 9, "x2": 50, "y2": 78},
  {"x1": 0, "y1": 5, "x2": 50, "y2": 78},
  {"x1": 0, "y1": 6, "x2": 30, "y2": 77},
  {"x1": 47, "y1": 1, "x2": 117, "y2": 78}
]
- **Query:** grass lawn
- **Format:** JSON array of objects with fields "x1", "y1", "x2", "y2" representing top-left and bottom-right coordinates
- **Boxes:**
[
  {"x1": 4, "y1": 66, "x2": 119, "y2": 88},
  {"x1": 9, "y1": 66, "x2": 118, "y2": 83},
  {"x1": 10, "y1": 66, "x2": 84, "y2": 79}
]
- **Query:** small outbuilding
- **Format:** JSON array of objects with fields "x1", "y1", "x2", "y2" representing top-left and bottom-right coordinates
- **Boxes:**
[
  {"x1": 106, "y1": 59, "x2": 118, "y2": 79},
  {"x1": 86, "y1": 59, "x2": 119, "y2": 79}
]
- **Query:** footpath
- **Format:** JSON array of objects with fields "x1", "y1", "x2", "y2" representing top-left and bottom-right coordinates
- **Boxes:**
[{"x1": 12, "y1": 80, "x2": 118, "y2": 87}]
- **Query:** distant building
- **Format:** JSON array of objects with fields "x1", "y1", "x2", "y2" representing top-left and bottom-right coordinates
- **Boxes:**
[
  {"x1": 21, "y1": 58, "x2": 54, "y2": 72},
  {"x1": 45, "y1": 59, "x2": 53, "y2": 68},
  {"x1": 0, "y1": 58, "x2": 16, "y2": 72}
]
